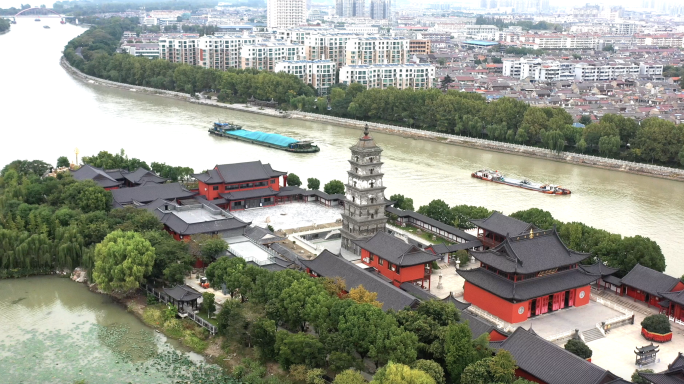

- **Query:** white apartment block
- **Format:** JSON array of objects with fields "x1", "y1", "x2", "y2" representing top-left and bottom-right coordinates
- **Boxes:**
[
  {"x1": 198, "y1": 34, "x2": 260, "y2": 70},
  {"x1": 634, "y1": 34, "x2": 684, "y2": 48},
  {"x1": 339, "y1": 63, "x2": 435, "y2": 90},
  {"x1": 240, "y1": 41, "x2": 306, "y2": 71},
  {"x1": 274, "y1": 60, "x2": 337, "y2": 95},
  {"x1": 345, "y1": 37, "x2": 410, "y2": 65},
  {"x1": 336, "y1": 0, "x2": 365, "y2": 18},
  {"x1": 503, "y1": 58, "x2": 661, "y2": 82},
  {"x1": 277, "y1": 28, "x2": 332, "y2": 45},
  {"x1": 521, "y1": 34, "x2": 599, "y2": 50},
  {"x1": 611, "y1": 23, "x2": 639, "y2": 35},
  {"x1": 464, "y1": 25, "x2": 499, "y2": 41},
  {"x1": 304, "y1": 32, "x2": 362, "y2": 67},
  {"x1": 267, "y1": 0, "x2": 307, "y2": 29},
  {"x1": 159, "y1": 35, "x2": 200, "y2": 65},
  {"x1": 121, "y1": 44, "x2": 160, "y2": 59},
  {"x1": 343, "y1": 25, "x2": 380, "y2": 34}
]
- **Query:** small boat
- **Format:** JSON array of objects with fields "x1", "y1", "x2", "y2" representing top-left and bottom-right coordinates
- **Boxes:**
[
  {"x1": 43, "y1": 25, "x2": 50, "y2": 29},
  {"x1": 35, "y1": 18, "x2": 41, "y2": 22},
  {"x1": 472, "y1": 170, "x2": 571, "y2": 195},
  {"x1": 60, "y1": 20, "x2": 66, "y2": 24},
  {"x1": 209, "y1": 122, "x2": 320, "y2": 153}
]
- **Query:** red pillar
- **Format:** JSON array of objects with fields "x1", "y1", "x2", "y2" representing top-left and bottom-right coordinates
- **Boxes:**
[{"x1": 283, "y1": 175, "x2": 288, "y2": 187}]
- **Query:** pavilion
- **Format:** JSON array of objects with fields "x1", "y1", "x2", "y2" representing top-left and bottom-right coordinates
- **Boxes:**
[{"x1": 163, "y1": 285, "x2": 202, "y2": 313}]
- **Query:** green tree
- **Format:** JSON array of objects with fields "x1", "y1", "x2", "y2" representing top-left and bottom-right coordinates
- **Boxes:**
[
  {"x1": 598, "y1": 135, "x2": 621, "y2": 157},
  {"x1": 63, "y1": 180, "x2": 113, "y2": 213},
  {"x1": 440, "y1": 75, "x2": 454, "y2": 90},
  {"x1": 577, "y1": 138, "x2": 588, "y2": 153},
  {"x1": 57, "y1": 156, "x2": 70, "y2": 168},
  {"x1": 92, "y1": 230, "x2": 156, "y2": 293},
  {"x1": 338, "y1": 303, "x2": 386, "y2": 358},
  {"x1": 324, "y1": 180, "x2": 345, "y2": 195},
  {"x1": 141, "y1": 230, "x2": 193, "y2": 285},
  {"x1": 288, "y1": 173, "x2": 302, "y2": 187},
  {"x1": 603, "y1": 44, "x2": 615, "y2": 52},
  {"x1": 216, "y1": 299, "x2": 244, "y2": 337},
  {"x1": 417, "y1": 199, "x2": 454, "y2": 227},
  {"x1": 619, "y1": 236, "x2": 666, "y2": 274},
  {"x1": 307, "y1": 177, "x2": 320, "y2": 190},
  {"x1": 444, "y1": 322, "x2": 476, "y2": 383},
  {"x1": 369, "y1": 316, "x2": 419, "y2": 366},
  {"x1": 450, "y1": 205, "x2": 492, "y2": 229},
  {"x1": 631, "y1": 369, "x2": 654, "y2": 384},
  {"x1": 251, "y1": 317, "x2": 277, "y2": 360},
  {"x1": 564, "y1": 339, "x2": 592, "y2": 359},
  {"x1": 333, "y1": 369, "x2": 367, "y2": 384},
  {"x1": 371, "y1": 362, "x2": 436, "y2": 384},
  {"x1": 205, "y1": 256, "x2": 249, "y2": 297},
  {"x1": 578, "y1": 115, "x2": 592, "y2": 126},
  {"x1": 411, "y1": 360, "x2": 445, "y2": 384},
  {"x1": 275, "y1": 331, "x2": 326, "y2": 369},
  {"x1": 193, "y1": 236, "x2": 228, "y2": 265},
  {"x1": 202, "y1": 292, "x2": 216, "y2": 317},
  {"x1": 641, "y1": 314, "x2": 671, "y2": 334}
]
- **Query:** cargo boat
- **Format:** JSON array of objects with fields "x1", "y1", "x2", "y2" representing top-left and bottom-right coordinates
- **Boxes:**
[
  {"x1": 209, "y1": 122, "x2": 320, "y2": 153},
  {"x1": 43, "y1": 25, "x2": 50, "y2": 28},
  {"x1": 472, "y1": 169, "x2": 571, "y2": 195}
]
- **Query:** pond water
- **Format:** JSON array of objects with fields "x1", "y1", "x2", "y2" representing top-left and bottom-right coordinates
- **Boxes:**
[{"x1": 0, "y1": 277, "x2": 212, "y2": 384}]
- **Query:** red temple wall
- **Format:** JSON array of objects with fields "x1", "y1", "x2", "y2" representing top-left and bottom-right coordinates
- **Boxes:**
[
  {"x1": 463, "y1": 282, "x2": 530, "y2": 323},
  {"x1": 360, "y1": 249, "x2": 427, "y2": 286},
  {"x1": 574, "y1": 285, "x2": 591, "y2": 307},
  {"x1": 514, "y1": 369, "x2": 546, "y2": 384},
  {"x1": 198, "y1": 177, "x2": 282, "y2": 202}
]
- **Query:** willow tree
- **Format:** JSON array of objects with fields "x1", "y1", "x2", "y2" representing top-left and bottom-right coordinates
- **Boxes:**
[{"x1": 93, "y1": 230, "x2": 155, "y2": 293}]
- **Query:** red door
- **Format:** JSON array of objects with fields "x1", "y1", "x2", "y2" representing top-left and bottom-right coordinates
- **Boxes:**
[
  {"x1": 552, "y1": 293, "x2": 560, "y2": 311},
  {"x1": 569, "y1": 289, "x2": 575, "y2": 307},
  {"x1": 540, "y1": 296, "x2": 549, "y2": 314},
  {"x1": 535, "y1": 297, "x2": 543, "y2": 316},
  {"x1": 557, "y1": 292, "x2": 566, "y2": 310}
]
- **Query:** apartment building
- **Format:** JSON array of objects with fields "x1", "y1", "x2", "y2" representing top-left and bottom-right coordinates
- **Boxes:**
[
  {"x1": 336, "y1": 0, "x2": 365, "y2": 18},
  {"x1": 574, "y1": 62, "x2": 641, "y2": 81},
  {"x1": 370, "y1": 0, "x2": 390, "y2": 20},
  {"x1": 345, "y1": 37, "x2": 410, "y2": 65},
  {"x1": 240, "y1": 41, "x2": 306, "y2": 71},
  {"x1": 343, "y1": 25, "x2": 380, "y2": 34},
  {"x1": 121, "y1": 43, "x2": 160, "y2": 59},
  {"x1": 274, "y1": 60, "x2": 337, "y2": 95},
  {"x1": 409, "y1": 39, "x2": 431, "y2": 55},
  {"x1": 521, "y1": 34, "x2": 599, "y2": 49},
  {"x1": 159, "y1": 35, "x2": 200, "y2": 65},
  {"x1": 276, "y1": 27, "x2": 331, "y2": 45},
  {"x1": 198, "y1": 34, "x2": 260, "y2": 70},
  {"x1": 503, "y1": 58, "x2": 660, "y2": 82},
  {"x1": 304, "y1": 32, "x2": 361, "y2": 67},
  {"x1": 339, "y1": 63, "x2": 435, "y2": 90},
  {"x1": 267, "y1": 0, "x2": 307, "y2": 29},
  {"x1": 639, "y1": 62, "x2": 665, "y2": 76},
  {"x1": 635, "y1": 34, "x2": 684, "y2": 47},
  {"x1": 464, "y1": 25, "x2": 499, "y2": 41}
]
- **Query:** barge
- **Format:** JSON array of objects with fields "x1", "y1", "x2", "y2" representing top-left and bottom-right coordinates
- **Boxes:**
[
  {"x1": 209, "y1": 122, "x2": 320, "y2": 153},
  {"x1": 472, "y1": 169, "x2": 571, "y2": 195}
]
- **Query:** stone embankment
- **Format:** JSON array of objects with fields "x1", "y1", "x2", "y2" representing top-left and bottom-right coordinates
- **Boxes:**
[
  {"x1": 61, "y1": 56, "x2": 684, "y2": 182},
  {"x1": 292, "y1": 112, "x2": 684, "y2": 182}
]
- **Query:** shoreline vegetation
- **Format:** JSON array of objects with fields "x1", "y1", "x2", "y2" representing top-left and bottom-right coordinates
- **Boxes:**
[{"x1": 59, "y1": 16, "x2": 684, "y2": 181}]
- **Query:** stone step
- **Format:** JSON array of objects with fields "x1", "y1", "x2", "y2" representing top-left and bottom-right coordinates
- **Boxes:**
[{"x1": 582, "y1": 328, "x2": 605, "y2": 343}]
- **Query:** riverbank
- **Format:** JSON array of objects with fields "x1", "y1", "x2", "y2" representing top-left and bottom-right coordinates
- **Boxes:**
[{"x1": 60, "y1": 56, "x2": 684, "y2": 182}]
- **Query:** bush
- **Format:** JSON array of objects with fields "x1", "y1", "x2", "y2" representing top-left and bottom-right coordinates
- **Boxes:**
[
  {"x1": 163, "y1": 319, "x2": 184, "y2": 339},
  {"x1": 631, "y1": 369, "x2": 654, "y2": 384},
  {"x1": 324, "y1": 180, "x2": 345, "y2": 195},
  {"x1": 182, "y1": 332, "x2": 209, "y2": 353},
  {"x1": 641, "y1": 314, "x2": 671, "y2": 334},
  {"x1": 288, "y1": 173, "x2": 302, "y2": 187},
  {"x1": 146, "y1": 294, "x2": 158, "y2": 305},
  {"x1": 142, "y1": 307, "x2": 164, "y2": 327},
  {"x1": 307, "y1": 178, "x2": 320, "y2": 190},
  {"x1": 564, "y1": 339, "x2": 592, "y2": 359}
]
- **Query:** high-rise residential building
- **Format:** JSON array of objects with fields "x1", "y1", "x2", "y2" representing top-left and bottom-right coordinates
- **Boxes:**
[
  {"x1": 274, "y1": 60, "x2": 337, "y2": 95},
  {"x1": 339, "y1": 63, "x2": 436, "y2": 90},
  {"x1": 336, "y1": 0, "x2": 365, "y2": 18},
  {"x1": 198, "y1": 34, "x2": 259, "y2": 70},
  {"x1": 304, "y1": 32, "x2": 361, "y2": 67},
  {"x1": 267, "y1": 0, "x2": 307, "y2": 29},
  {"x1": 370, "y1": 0, "x2": 390, "y2": 20},
  {"x1": 345, "y1": 37, "x2": 410, "y2": 65},
  {"x1": 240, "y1": 41, "x2": 306, "y2": 71},
  {"x1": 159, "y1": 35, "x2": 200, "y2": 65}
]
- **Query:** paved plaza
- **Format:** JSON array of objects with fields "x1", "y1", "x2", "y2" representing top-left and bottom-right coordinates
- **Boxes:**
[
  {"x1": 231, "y1": 202, "x2": 343, "y2": 231},
  {"x1": 514, "y1": 301, "x2": 621, "y2": 339}
]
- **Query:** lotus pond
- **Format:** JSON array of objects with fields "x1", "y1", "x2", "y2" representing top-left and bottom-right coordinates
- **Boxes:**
[{"x1": 0, "y1": 277, "x2": 235, "y2": 384}]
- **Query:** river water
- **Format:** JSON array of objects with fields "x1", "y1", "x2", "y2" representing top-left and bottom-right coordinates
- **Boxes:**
[{"x1": 2, "y1": 20, "x2": 684, "y2": 275}]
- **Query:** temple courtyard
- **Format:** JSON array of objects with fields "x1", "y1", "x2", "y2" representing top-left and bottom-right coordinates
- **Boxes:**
[{"x1": 231, "y1": 202, "x2": 343, "y2": 231}]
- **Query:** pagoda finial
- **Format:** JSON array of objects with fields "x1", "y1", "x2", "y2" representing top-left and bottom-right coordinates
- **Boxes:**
[
  {"x1": 529, "y1": 228, "x2": 534, "y2": 239},
  {"x1": 364, "y1": 124, "x2": 370, "y2": 137}
]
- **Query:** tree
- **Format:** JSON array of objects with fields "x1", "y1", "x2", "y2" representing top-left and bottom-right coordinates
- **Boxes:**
[
  {"x1": 417, "y1": 200, "x2": 454, "y2": 227},
  {"x1": 324, "y1": 180, "x2": 345, "y2": 195},
  {"x1": 288, "y1": 173, "x2": 302, "y2": 187},
  {"x1": 333, "y1": 369, "x2": 367, "y2": 384},
  {"x1": 598, "y1": 135, "x2": 621, "y2": 157},
  {"x1": 390, "y1": 194, "x2": 414, "y2": 211},
  {"x1": 348, "y1": 285, "x2": 383, "y2": 308},
  {"x1": 450, "y1": 205, "x2": 492, "y2": 229},
  {"x1": 618, "y1": 236, "x2": 666, "y2": 274},
  {"x1": 251, "y1": 317, "x2": 277, "y2": 360},
  {"x1": 564, "y1": 339, "x2": 592, "y2": 359},
  {"x1": 62, "y1": 180, "x2": 113, "y2": 213},
  {"x1": 444, "y1": 322, "x2": 476, "y2": 383},
  {"x1": 369, "y1": 316, "x2": 419, "y2": 366},
  {"x1": 275, "y1": 331, "x2": 326, "y2": 369},
  {"x1": 56, "y1": 156, "x2": 70, "y2": 168},
  {"x1": 338, "y1": 303, "x2": 387, "y2": 357},
  {"x1": 202, "y1": 292, "x2": 216, "y2": 318},
  {"x1": 440, "y1": 75, "x2": 454, "y2": 91},
  {"x1": 641, "y1": 314, "x2": 671, "y2": 334},
  {"x1": 307, "y1": 177, "x2": 320, "y2": 190},
  {"x1": 92, "y1": 230, "x2": 156, "y2": 293},
  {"x1": 141, "y1": 230, "x2": 192, "y2": 285},
  {"x1": 603, "y1": 44, "x2": 615, "y2": 52},
  {"x1": 205, "y1": 256, "x2": 248, "y2": 297},
  {"x1": 631, "y1": 369, "x2": 654, "y2": 384},
  {"x1": 578, "y1": 115, "x2": 592, "y2": 126},
  {"x1": 460, "y1": 350, "x2": 516, "y2": 384},
  {"x1": 411, "y1": 360, "x2": 445, "y2": 384},
  {"x1": 370, "y1": 362, "x2": 436, "y2": 384},
  {"x1": 216, "y1": 299, "x2": 244, "y2": 337},
  {"x1": 190, "y1": 236, "x2": 228, "y2": 266}
]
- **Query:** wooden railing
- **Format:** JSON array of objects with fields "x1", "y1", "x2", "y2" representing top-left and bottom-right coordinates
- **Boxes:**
[{"x1": 142, "y1": 283, "x2": 217, "y2": 335}]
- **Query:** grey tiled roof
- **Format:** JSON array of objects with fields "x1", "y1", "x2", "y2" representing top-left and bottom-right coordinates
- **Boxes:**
[
  {"x1": 461, "y1": 311, "x2": 497, "y2": 339},
  {"x1": 71, "y1": 164, "x2": 123, "y2": 188},
  {"x1": 385, "y1": 206, "x2": 478, "y2": 241},
  {"x1": 300, "y1": 250, "x2": 420, "y2": 311},
  {"x1": 431, "y1": 240, "x2": 484, "y2": 254},
  {"x1": 111, "y1": 182, "x2": 196, "y2": 206},
  {"x1": 470, "y1": 230, "x2": 590, "y2": 274},
  {"x1": 216, "y1": 161, "x2": 286, "y2": 183},
  {"x1": 244, "y1": 226, "x2": 286, "y2": 244},
  {"x1": 399, "y1": 282, "x2": 439, "y2": 301},
  {"x1": 163, "y1": 285, "x2": 201, "y2": 302},
  {"x1": 355, "y1": 231, "x2": 440, "y2": 267},
  {"x1": 498, "y1": 327, "x2": 621, "y2": 384},
  {"x1": 470, "y1": 211, "x2": 535, "y2": 237},
  {"x1": 458, "y1": 267, "x2": 601, "y2": 301},
  {"x1": 143, "y1": 199, "x2": 249, "y2": 235},
  {"x1": 620, "y1": 264, "x2": 681, "y2": 296},
  {"x1": 123, "y1": 168, "x2": 167, "y2": 184},
  {"x1": 441, "y1": 293, "x2": 471, "y2": 311}
]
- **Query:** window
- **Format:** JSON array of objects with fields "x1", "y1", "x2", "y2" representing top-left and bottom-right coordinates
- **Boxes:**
[
  {"x1": 271, "y1": 179, "x2": 276, "y2": 184},
  {"x1": 369, "y1": 254, "x2": 374, "y2": 261},
  {"x1": 213, "y1": 186, "x2": 219, "y2": 191},
  {"x1": 378, "y1": 258, "x2": 384, "y2": 266}
]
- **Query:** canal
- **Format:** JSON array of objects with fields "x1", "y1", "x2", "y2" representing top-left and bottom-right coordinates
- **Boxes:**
[{"x1": 2, "y1": 20, "x2": 684, "y2": 275}]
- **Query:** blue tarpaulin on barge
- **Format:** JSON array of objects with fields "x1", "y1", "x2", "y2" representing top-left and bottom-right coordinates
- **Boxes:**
[{"x1": 224, "y1": 129, "x2": 298, "y2": 148}]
